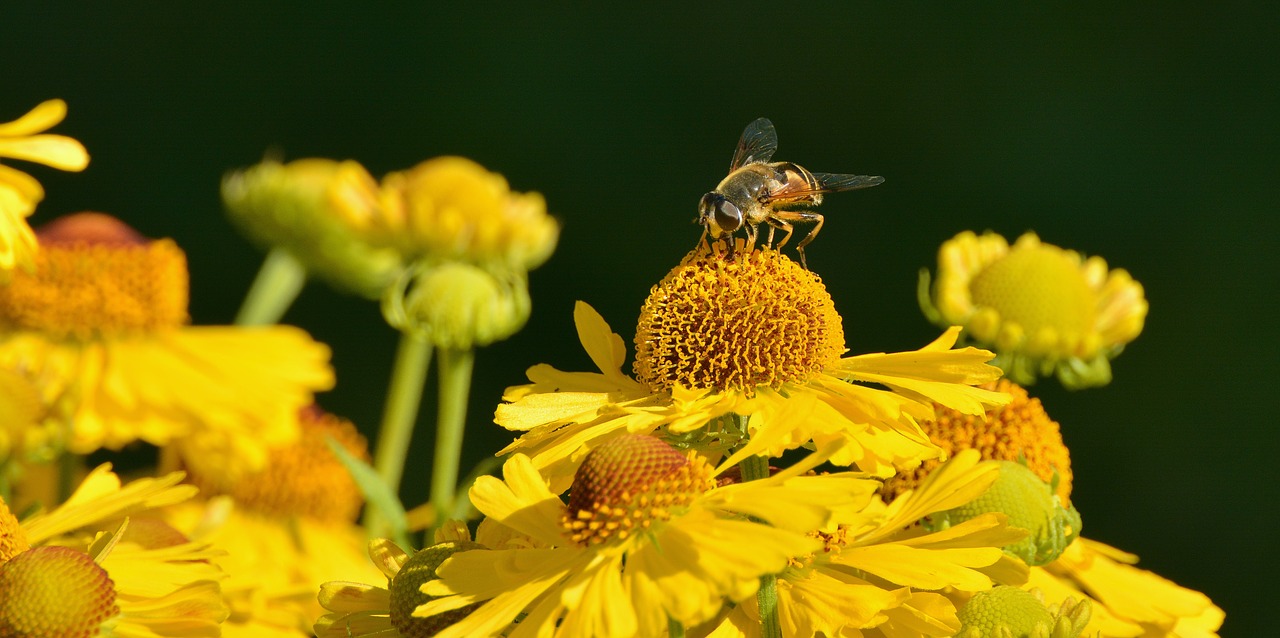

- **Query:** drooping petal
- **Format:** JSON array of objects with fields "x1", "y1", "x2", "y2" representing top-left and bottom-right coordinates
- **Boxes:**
[{"x1": 468, "y1": 455, "x2": 568, "y2": 547}]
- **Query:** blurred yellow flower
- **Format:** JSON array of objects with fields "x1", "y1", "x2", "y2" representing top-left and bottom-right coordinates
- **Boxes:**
[
  {"x1": 921, "y1": 231, "x2": 1147, "y2": 389},
  {"x1": 222, "y1": 157, "x2": 403, "y2": 299},
  {"x1": 378, "y1": 156, "x2": 559, "y2": 271},
  {"x1": 0, "y1": 213, "x2": 334, "y2": 477},
  {"x1": 166, "y1": 497, "x2": 382, "y2": 637},
  {"x1": 0, "y1": 99, "x2": 89, "y2": 280},
  {"x1": 162, "y1": 406, "x2": 379, "y2": 636}
]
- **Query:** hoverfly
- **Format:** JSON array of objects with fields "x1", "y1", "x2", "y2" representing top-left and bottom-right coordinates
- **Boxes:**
[{"x1": 698, "y1": 117, "x2": 883, "y2": 267}]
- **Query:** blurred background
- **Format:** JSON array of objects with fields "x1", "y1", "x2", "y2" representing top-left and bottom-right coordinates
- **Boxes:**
[{"x1": 5, "y1": 3, "x2": 1274, "y2": 633}]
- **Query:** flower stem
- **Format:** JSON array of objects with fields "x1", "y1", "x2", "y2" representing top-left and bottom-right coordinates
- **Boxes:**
[
  {"x1": 667, "y1": 616, "x2": 686, "y2": 638},
  {"x1": 756, "y1": 573, "x2": 783, "y2": 638},
  {"x1": 734, "y1": 424, "x2": 782, "y2": 638},
  {"x1": 57, "y1": 451, "x2": 79, "y2": 503},
  {"x1": 365, "y1": 332, "x2": 433, "y2": 533},
  {"x1": 234, "y1": 248, "x2": 308, "y2": 325},
  {"x1": 430, "y1": 347, "x2": 475, "y2": 537},
  {"x1": 740, "y1": 452, "x2": 769, "y2": 482}
]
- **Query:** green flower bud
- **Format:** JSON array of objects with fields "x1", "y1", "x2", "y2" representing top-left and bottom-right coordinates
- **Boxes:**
[
  {"x1": 222, "y1": 158, "x2": 403, "y2": 298},
  {"x1": 384, "y1": 261, "x2": 531, "y2": 349},
  {"x1": 926, "y1": 460, "x2": 1081, "y2": 566},
  {"x1": 957, "y1": 586, "x2": 1092, "y2": 638},
  {"x1": 389, "y1": 541, "x2": 484, "y2": 638}
]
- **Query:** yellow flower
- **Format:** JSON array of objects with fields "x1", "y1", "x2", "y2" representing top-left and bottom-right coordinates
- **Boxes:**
[
  {"x1": 0, "y1": 213, "x2": 335, "y2": 477},
  {"x1": 222, "y1": 157, "x2": 403, "y2": 299},
  {"x1": 882, "y1": 379, "x2": 1074, "y2": 504},
  {"x1": 0, "y1": 99, "x2": 89, "y2": 279},
  {"x1": 182, "y1": 405, "x2": 369, "y2": 523},
  {"x1": 161, "y1": 406, "x2": 380, "y2": 635},
  {"x1": 883, "y1": 383, "x2": 1223, "y2": 636},
  {"x1": 707, "y1": 450, "x2": 1030, "y2": 638},
  {"x1": 165, "y1": 497, "x2": 382, "y2": 637},
  {"x1": 377, "y1": 156, "x2": 559, "y2": 270},
  {"x1": 498, "y1": 246, "x2": 1008, "y2": 489},
  {"x1": 920, "y1": 231, "x2": 1147, "y2": 388},
  {"x1": 413, "y1": 435, "x2": 867, "y2": 637},
  {"x1": 0, "y1": 464, "x2": 229, "y2": 637},
  {"x1": 1028, "y1": 538, "x2": 1223, "y2": 637}
]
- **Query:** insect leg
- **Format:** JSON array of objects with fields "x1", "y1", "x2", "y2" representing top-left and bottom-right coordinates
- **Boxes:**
[
  {"x1": 767, "y1": 217, "x2": 795, "y2": 249},
  {"x1": 771, "y1": 210, "x2": 823, "y2": 269}
]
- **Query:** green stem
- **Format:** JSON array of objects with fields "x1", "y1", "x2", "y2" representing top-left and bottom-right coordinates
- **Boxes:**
[
  {"x1": 667, "y1": 616, "x2": 686, "y2": 638},
  {"x1": 0, "y1": 457, "x2": 12, "y2": 504},
  {"x1": 57, "y1": 452, "x2": 79, "y2": 503},
  {"x1": 430, "y1": 348, "x2": 475, "y2": 537},
  {"x1": 234, "y1": 248, "x2": 308, "y2": 325},
  {"x1": 740, "y1": 452, "x2": 769, "y2": 482},
  {"x1": 364, "y1": 332, "x2": 434, "y2": 533},
  {"x1": 735, "y1": 425, "x2": 782, "y2": 638},
  {"x1": 757, "y1": 573, "x2": 783, "y2": 638}
]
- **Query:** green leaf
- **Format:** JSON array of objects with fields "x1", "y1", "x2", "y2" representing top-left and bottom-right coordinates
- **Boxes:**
[{"x1": 326, "y1": 435, "x2": 411, "y2": 548}]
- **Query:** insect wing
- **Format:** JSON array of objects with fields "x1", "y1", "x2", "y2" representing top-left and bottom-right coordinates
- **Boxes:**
[
  {"x1": 729, "y1": 117, "x2": 778, "y2": 171},
  {"x1": 810, "y1": 172, "x2": 885, "y2": 192},
  {"x1": 760, "y1": 170, "x2": 885, "y2": 206}
]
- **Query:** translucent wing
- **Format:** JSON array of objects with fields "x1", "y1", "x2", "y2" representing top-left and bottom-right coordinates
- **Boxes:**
[
  {"x1": 810, "y1": 172, "x2": 885, "y2": 192},
  {"x1": 729, "y1": 117, "x2": 778, "y2": 171},
  {"x1": 761, "y1": 169, "x2": 885, "y2": 205}
]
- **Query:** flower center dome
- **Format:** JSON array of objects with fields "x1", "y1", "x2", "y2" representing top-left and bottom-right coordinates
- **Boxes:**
[{"x1": 633, "y1": 247, "x2": 844, "y2": 394}]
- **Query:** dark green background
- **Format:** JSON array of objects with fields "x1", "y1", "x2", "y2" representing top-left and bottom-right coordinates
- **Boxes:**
[{"x1": 6, "y1": 4, "x2": 1274, "y2": 634}]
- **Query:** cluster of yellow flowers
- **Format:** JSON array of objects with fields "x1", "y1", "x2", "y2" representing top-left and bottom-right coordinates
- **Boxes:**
[{"x1": 0, "y1": 99, "x2": 1219, "y2": 638}]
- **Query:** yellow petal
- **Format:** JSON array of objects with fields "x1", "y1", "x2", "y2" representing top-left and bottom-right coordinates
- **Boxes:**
[
  {"x1": 0, "y1": 164, "x2": 45, "y2": 204},
  {"x1": 317, "y1": 582, "x2": 392, "y2": 612},
  {"x1": 867, "y1": 450, "x2": 998, "y2": 541},
  {"x1": 0, "y1": 99, "x2": 67, "y2": 136},
  {"x1": 838, "y1": 543, "x2": 1001, "y2": 591},
  {"x1": 469, "y1": 454, "x2": 568, "y2": 546},
  {"x1": 24, "y1": 465, "x2": 196, "y2": 544},
  {"x1": 574, "y1": 301, "x2": 629, "y2": 380},
  {"x1": 419, "y1": 548, "x2": 587, "y2": 638},
  {"x1": 0, "y1": 134, "x2": 90, "y2": 171}
]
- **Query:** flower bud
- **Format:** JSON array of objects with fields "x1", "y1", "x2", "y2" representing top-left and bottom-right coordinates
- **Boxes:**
[
  {"x1": 222, "y1": 158, "x2": 403, "y2": 298},
  {"x1": 926, "y1": 460, "x2": 1081, "y2": 566},
  {"x1": 385, "y1": 261, "x2": 531, "y2": 350}
]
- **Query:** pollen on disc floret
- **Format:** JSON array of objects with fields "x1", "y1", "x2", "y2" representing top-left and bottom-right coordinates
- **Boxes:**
[{"x1": 633, "y1": 246, "x2": 845, "y2": 394}]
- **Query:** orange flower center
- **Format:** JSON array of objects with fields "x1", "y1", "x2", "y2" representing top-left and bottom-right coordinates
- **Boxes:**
[
  {"x1": 0, "y1": 213, "x2": 188, "y2": 339},
  {"x1": 633, "y1": 246, "x2": 844, "y2": 394},
  {"x1": 184, "y1": 406, "x2": 369, "y2": 522},
  {"x1": 563, "y1": 435, "x2": 715, "y2": 546},
  {"x1": 882, "y1": 379, "x2": 1073, "y2": 504}
]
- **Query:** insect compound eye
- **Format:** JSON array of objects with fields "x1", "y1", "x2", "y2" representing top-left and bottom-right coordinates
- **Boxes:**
[{"x1": 700, "y1": 193, "x2": 742, "y2": 235}]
